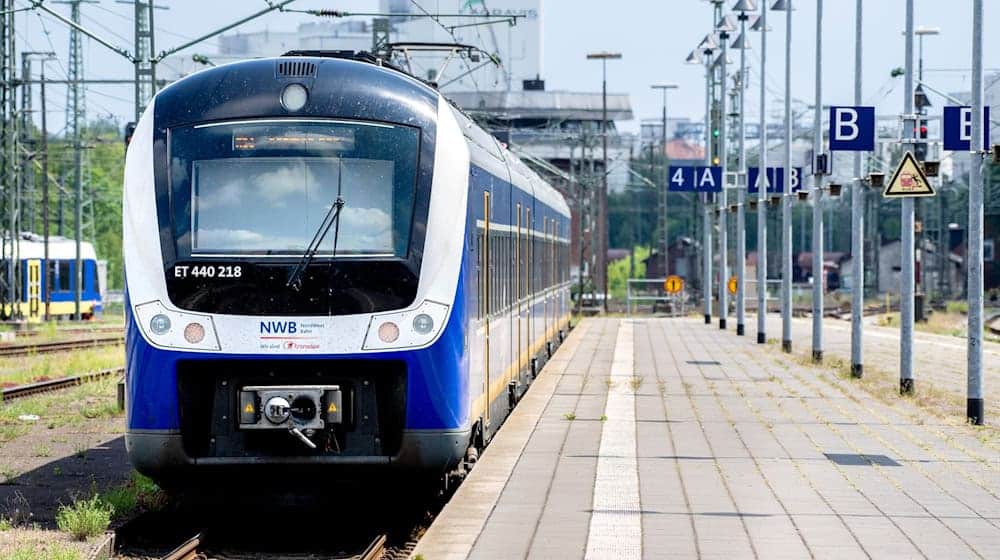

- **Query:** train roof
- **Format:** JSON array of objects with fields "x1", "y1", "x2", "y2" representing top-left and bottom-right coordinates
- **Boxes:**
[{"x1": 7, "y1": 233, "x2": 98, "y2": 261}]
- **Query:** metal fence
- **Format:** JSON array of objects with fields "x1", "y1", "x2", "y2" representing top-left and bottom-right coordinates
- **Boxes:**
[{"x1": 625, "y1": 278, "x2": 688, "y2": 317}]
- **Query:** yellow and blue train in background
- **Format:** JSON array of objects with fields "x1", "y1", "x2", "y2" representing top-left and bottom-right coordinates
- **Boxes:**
[{"x1": 1, "y1": 233, "x2": 103, "y2": 320}]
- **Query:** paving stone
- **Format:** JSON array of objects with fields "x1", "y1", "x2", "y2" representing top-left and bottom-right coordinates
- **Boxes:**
[{"x1": 413, "y1": 318, "x2": 1000, "y2": 560}]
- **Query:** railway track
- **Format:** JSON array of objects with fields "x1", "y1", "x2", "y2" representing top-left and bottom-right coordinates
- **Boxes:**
[
  {"x1": 0, "y1": 367, "x2": 123, "y2": 402},
  {"x1": 159, "y1": 530, "x2": 387, "y2": 560},
  {"x1": 0, "y1": 335, "x2": 123, "y2": 358},
  {"x1": 10, "y1": 325, "x2": 122, "y2": 339}
]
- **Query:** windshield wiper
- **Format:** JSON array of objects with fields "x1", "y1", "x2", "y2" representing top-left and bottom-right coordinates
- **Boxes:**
[{"x1": 286, "y1": 162, "x2": 347, "y2": 292}]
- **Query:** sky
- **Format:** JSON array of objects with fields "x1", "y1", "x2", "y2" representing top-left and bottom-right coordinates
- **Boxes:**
[{"x1": 13, "y1": 0, "x2": 1000, "y2": 136}]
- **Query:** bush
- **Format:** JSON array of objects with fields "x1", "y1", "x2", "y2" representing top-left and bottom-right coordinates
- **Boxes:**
[
  {"x1": 100, "y1": 472, "x2": 162, "y2": 519},
  {"x1": 56, "y1": 495, "x2": 113, "y2": 541},
  {"x1": 945, "y1": 300, "x2": 968, "y2": 314}
]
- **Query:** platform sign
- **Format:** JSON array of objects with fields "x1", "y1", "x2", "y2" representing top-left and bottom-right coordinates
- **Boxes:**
[
  {"x1": 829, "y1": 106, "x2": 875, "y2": 151},
  {"x1": 668, "y1": 165, "x2": 723, "y2": 193},
  {"x1": 727, "y1": 276, "x2": 738, "y2": 295},
  {"x1": 943, "y1": 106, "x2": 990, "y2": 151},
  {"x1": 883, "y1": 151, "x2": 935, "y2": 198},
  {"x1": 664, "y1": 275, "x2": 684, "y2": 294},
  {"x1": 748, "y1": 167, "x2": 803, "y2": 194}
]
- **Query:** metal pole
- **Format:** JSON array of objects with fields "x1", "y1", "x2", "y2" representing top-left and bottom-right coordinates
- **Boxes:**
[
  {"x1": 40, "y1": 61, "x2": 50, "y2": 322},
  {"x1": 781, "y1": 0, "x2": 793, "y2": 352},
  {"x1": 662, "y1": 89, "x2": 669, "y2": 276},
  {"x1": 967, "y1": 0, "x2": 984, "y2": 424},
  {"x1": 756, "y1": 1, "x2": 768, "y2": 344},
  {"x1": 736, "y1": 12, "x2": 748, "y2": 336},
  {"x1": 900, "y1": 0, "x2": 915, "y2": 395},
  {"x1": 601, "y1": 59, "x2": 609, "y2": 313},
  {"x1": 718, "y1": 34, "x2": 729, "y2": 330},
  {"x1": 850, "y1": 0, "x2": 864, "y2": 377},
  {"x1": 811, "y1": 0, "x2": 824, "y2": 362},
  {"x1": 704, "y1": 57, "x2": 713, "y2": 325}
]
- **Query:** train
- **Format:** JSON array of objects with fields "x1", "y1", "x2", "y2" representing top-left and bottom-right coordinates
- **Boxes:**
[
  {"x1": 123, "y1": 51, "x2": 572, "y2": 487},
  {"x1": 1, "y1": 233, "x2": 103, "y2": 320}
]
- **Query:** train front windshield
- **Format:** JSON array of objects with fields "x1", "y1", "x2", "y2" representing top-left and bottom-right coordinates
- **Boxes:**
[{"x1": 169, "y1": 120, "x2": 420, "y2": 260}]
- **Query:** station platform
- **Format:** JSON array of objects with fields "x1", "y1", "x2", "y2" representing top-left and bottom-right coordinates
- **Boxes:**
[{"x1": 413, "y1": 318, "x2": 1000, "y2": 560}]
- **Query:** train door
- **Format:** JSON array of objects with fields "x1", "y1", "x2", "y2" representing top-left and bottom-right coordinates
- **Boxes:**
[
  {"x1": 482, "y1": 190, "x2": 491, "y2": 430},
  {"x1": 516, "y1": 204, "x2": 522, "y2": 380},
  {"x1": 524, "y1": 207, "x2": 532, "y2": 370},
  {"x1": 27, "y1": 260, "x2": 41, "y2": 319},
  {"x1": 548, "y1": 220, "x2": 559, "y2": 338},
  {"x1": 543, "y1": 218, "x2": 549, "y2": 344}
]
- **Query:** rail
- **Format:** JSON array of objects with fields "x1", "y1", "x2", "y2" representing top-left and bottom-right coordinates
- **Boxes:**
[
  {"x1": 159, "y1": 531, "x2": 386, "y2": 560},
  {"x1": 0, "y1": 335, "x2": 123, "y2": 358},
  {"x1": 0, "y1": 367, "x2": 124, "y2": 402}
]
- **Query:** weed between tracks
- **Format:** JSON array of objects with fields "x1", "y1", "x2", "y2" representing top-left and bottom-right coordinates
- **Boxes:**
[{"x1": 56, "y1": 495, "x2": 113, "y2": 541}]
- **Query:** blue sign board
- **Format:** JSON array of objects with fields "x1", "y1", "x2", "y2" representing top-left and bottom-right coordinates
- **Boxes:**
[
  {"x1": 748, "y1": 167, "x2": 803, "y2": 194},
  {"x1": 668, "y1": 165, "x2": 723, "y2": 193},
  {"x1": 829, "y1": 106, "x2": 876, "y2": 151},
  {"x1": 943, "y1": 106, "x2": 990, "y2": 151}
]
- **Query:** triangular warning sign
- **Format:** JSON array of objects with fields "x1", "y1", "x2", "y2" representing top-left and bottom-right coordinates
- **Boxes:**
[{"x1": 883, "y1": 151, "x2": 936, "y2": 198}]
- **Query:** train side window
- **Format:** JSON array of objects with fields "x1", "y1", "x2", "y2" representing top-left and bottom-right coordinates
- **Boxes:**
[
  {"x1": 476, "y1": 231, "x2": 483, "y2": 320},
  {"x1": 57, "y1": 261, "x2": 71, "y2": 292}
]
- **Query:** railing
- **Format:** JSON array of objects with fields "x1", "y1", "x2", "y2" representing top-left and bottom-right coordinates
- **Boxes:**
[{"x1": 626, "y1": 278, "x2": 688, "y2": 317}]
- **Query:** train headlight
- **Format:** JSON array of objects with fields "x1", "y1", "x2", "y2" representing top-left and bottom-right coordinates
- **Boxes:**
[
  {"x1": 280, "y1": 83, "x2": 308, "y2": 112},
  {"x1": 363, "y1": 300, "x2": 450, "y2": 351},
  {"x1": 412, "y1": 313, "x2": 434, "y2": 335},
  {"x1": 135, "y1": 301, "x2": 220, "y2": 351},
  {"x1": 184, "y1": 322, "x2": 206, "y2": 344},
  {"x1": 378, "y1": 321, "x2": 400, "y2": 343},
  {"x1": 150, "y1": 314, "x2": 171, "y2": 335}
]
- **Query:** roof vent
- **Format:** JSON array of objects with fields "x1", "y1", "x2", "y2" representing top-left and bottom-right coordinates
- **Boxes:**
[{"x1": 277, "y1": 60, "x2": 317, "y2": 78}]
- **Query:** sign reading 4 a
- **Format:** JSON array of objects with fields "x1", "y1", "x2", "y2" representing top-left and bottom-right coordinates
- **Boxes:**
[{"x1": 668, "y1": 165, "x2": 723, "y2": 193}]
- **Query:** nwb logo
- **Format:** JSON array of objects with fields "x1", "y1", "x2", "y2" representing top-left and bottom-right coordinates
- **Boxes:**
[{"x1": 260, "y1": 321, "x2": 297, "y2": 334}]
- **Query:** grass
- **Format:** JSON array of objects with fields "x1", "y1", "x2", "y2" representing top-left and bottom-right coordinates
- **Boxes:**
[
  {"x1": 98, "y1": 472, "x2": 163, "y2": 521},
  {"x1": 792, "y1": 347, "x2": 999, "y2": 446},
  {"x1": 876, "y1": 307, "x2": 991, "y2": 340},
  {"x1": 0, "y1": 345, "x2": 123, "y2": 387},
  {"x1": 55, "y1": 495, "x2": 113, "y2": 541},
  {"x1": 629, "y1": 376, "x2": 644, "y2": 391},
  {"x1": 56, "y1": 496, "x2": 112, "y2": 541},
  {"x1": 0, "y1": 377, "x2": 123, "y2": 444},
  {"x1": 9, "y1": 544, "x2": 81, "y2": 560},
  {"x1": 562, "y1": 412, "x2": 576, "y2": 421}
]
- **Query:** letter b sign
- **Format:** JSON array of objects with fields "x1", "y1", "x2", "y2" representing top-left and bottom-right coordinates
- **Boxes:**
[{"x1": 829, "y1": 106, "x2": 875, "y2": 152}]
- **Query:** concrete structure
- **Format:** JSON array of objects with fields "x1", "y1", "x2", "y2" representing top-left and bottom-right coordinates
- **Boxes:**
[{"x1": 414, "y1": 317, "x2": 1000, "y2": 559}]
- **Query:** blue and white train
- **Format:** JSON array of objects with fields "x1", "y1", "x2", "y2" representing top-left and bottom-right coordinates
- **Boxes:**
[{"x1": 123, "y1": 51, "x2": 572, "y2": 485}]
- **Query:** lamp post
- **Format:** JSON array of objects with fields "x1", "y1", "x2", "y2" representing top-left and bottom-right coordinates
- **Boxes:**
[
  {"x1": 732, "y1": 0, "x2": 756, "y2": 336},
  {"x1": 900, "y1": 0, "x2": 915, "y2": 395},
  {"x1": 850, "y1": 0, "x2": 864, "y2": 376},
  {"x1": 810, "y1": 0, "x2": 825, "y2": 362},
  {"x1": 771, "y1": 0, "x2": 793, "y2": 353},
  {"x1": 652, "y1": 83, "x2": 678, "y2": 276},
  {"x1": 967, "y1": 0, "x2": 984, "y2": 425},
  {"x1": 696, "y1": 33, "x2": 718, "y2": 324},
  {"x1": 752, "y1": 2, "x2": 769, "y2": 343},
  {"x1": 586, "y1": 51, "x2": 622, "y2": 314},
  {"x1": 716, "y1": 14, "x2": 735, "y2": 330}
]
